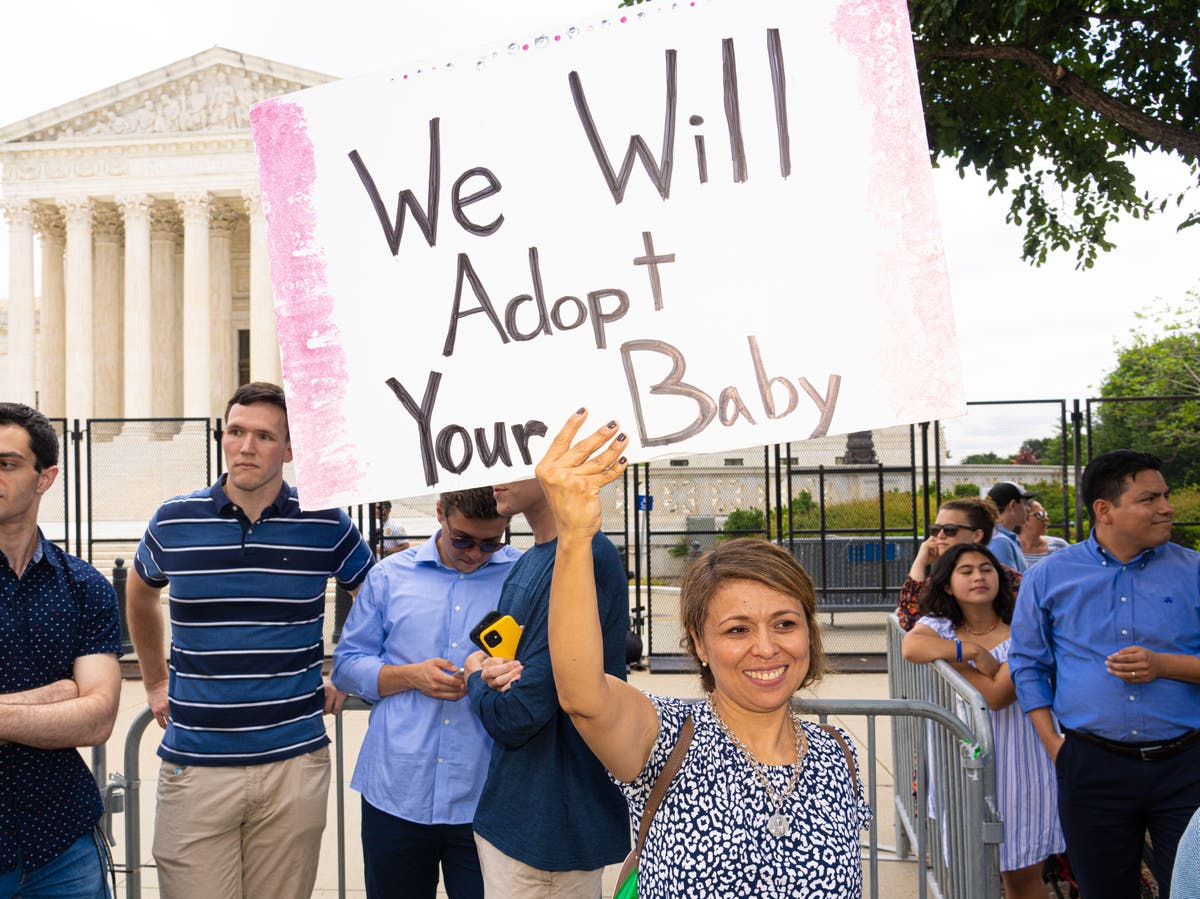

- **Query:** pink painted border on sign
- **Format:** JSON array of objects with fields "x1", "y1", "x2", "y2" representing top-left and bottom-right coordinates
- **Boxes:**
[
  {"x1": 250, "y1": 98, "x2": 364, "y2": 507},
  {"x1": 833, "y1": 0, "x2": 964, "y2": 420}
]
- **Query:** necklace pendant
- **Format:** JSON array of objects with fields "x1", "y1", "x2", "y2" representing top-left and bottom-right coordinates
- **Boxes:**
[{"x1": 767, "y1": 813, "x2": 791, "y2": 837}]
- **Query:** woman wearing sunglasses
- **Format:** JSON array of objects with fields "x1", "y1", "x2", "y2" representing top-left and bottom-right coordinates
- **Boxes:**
[
  {"x1": 896, "y1": 497, "x2": 1022, "y2": 631},
  {"x1": 1018, "y1": 501, "x2": 1069, "y2": 567}
]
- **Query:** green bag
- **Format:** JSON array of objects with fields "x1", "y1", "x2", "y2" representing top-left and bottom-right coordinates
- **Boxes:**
[
  {"x1": 613, "y1": 716, "x2": 694, "y2": 899},
  {"x1": 614, "y1": 867, "x2": 639, "y2": 899}
]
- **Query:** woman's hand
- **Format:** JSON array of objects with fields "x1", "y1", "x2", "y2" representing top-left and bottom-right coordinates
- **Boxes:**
[
  {"x1": 965, "y1": 643, "x2": 1000, "y2": 677},
  {"x1": 536, "y1": 410, "x2": 628, "y2": 544},
  {"x1": 908, "y1": 537, "x2": 939, "y2": 580}
]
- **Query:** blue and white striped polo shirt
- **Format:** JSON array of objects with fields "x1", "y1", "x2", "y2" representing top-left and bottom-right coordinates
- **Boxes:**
[{"x1": 134, "y1": 477, "x2": 373, "y2": 766}]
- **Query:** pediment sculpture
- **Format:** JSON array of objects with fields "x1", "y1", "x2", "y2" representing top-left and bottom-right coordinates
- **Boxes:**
[{"x1": 21, "y1": 67, "x2": 308, "y2": 142}]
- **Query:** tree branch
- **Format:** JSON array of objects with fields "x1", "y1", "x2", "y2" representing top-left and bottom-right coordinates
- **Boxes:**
[{"x1": 916, "y1": 41, "x2": 1200, "y2": 160}]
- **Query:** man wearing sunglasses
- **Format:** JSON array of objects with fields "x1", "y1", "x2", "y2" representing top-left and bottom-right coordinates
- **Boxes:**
[{"x1": 332, "y1": 487, "x2": 520, "y2": 899}]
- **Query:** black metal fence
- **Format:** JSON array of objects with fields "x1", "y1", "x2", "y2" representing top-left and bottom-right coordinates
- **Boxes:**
[
  {"x1": 623, "y1": 394, "x2": 1199, "y2": 661},
  {"x1": 39, "y1": 392, "x2": 1198, "y2": 660}
]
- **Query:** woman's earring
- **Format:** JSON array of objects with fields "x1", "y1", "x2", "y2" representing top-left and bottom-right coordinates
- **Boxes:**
[{"x1": 699, "y1": 659, "x2": 708, "y2": 668}]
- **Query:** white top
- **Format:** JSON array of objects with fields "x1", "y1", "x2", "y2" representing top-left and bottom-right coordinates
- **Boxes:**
[
  {"x1": 1021, "y1": 535, "x2": 1070, "y2": 567},
  {"x1": 381, "y1": 518, "x2": 409, "y2": 553},
  {"x1": 919, "y1": 616, "x2": 1065, "y2": 871}
]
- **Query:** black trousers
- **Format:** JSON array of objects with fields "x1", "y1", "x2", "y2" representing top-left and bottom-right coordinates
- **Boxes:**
[
  {"x1": 1056, "y1": 731, "x2": 1200, "y2": 899},
  {"x1": 360, "y1": 798, "x2": 483, "y2": 899}
]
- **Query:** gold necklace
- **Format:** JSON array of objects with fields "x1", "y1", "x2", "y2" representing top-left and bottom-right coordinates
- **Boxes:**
[
  {"x1": 706, "y1": 695, "x2": 807, "y2": 837},
  {"x1": 959, "y1": 619, "x2": 1000, "y2": 636}
]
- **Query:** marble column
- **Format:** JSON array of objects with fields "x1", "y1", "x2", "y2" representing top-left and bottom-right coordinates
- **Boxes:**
[
  {"x1": 179, "y1": 192, "x2": 211, "y2": 417},
  {"x1": 34, "y1": 206, "x2": 66, "y2": 417},
  {"x1": 209, "y1": 202, "x2": 237, "y2": 415},
  {"x1": 91, "y1": 204, "x2": 123, "y2": 424},
  {"x1": 118, "y1": 195, "x2": 153, "y2": 419},
  {"x1": 149, "y1": 204, "x2": 180, "y2": 418},
  {"x1": 243, "y1": 192, "x2": 281, "y2": 385},
  {"x1": 2, "y1": 200, "x2": 36, "y2": 405},
  {"x1": 60, "y1": 197, "x2": 94, "y2": 421}
]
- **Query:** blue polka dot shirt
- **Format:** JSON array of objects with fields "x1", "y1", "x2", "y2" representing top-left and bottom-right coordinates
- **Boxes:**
[{"x1": 0, "y1": 533, "x2": 121, "y2": 874}]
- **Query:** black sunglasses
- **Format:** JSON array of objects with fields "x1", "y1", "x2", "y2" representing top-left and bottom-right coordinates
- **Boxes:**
[
  {"x1": 929, "y1": 524, "x2": 970, "y2": 537},
  {"x1": 448, "y1": 534, "x2": 506, "y2": 553}
]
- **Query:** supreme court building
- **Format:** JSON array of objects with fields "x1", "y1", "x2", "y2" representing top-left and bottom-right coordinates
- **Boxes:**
[{"x1": 0, "y1": 48, "x2": 332, "y2": 422}]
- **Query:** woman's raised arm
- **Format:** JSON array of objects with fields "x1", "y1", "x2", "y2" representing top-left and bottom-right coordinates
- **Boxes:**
[{"x1": 538, "y1": 410, "x2": 659, "y2": 782}]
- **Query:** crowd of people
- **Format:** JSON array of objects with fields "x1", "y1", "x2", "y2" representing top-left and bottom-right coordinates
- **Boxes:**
[
  {"x1": 4, "y1": 386, "x2": 1199, "y2": 899},
  {"x1": 900, "y1": 469, "x2": 1200, "y2": 899},
  {"x1": 0, "y1": 391, "x2": 870, "y2": 899}
]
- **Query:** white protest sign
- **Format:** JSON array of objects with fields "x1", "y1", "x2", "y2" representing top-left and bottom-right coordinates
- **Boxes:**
[{"x1": 251, "y1": 0, "x2": 964, "y2": 509}]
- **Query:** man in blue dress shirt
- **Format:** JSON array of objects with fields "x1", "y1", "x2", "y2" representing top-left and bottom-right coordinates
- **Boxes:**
[
  {"x1": 986, "y1": 480, "x2": 1033, "y2": 572},
  {"x1": 333, "y1": 487, "x2": 520, "y2": 899},
  {"x1": 1011, "y1": 450, "x2": 1200, "y2": 899}
]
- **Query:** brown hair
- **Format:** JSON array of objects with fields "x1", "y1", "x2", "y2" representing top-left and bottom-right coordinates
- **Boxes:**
[
  {"x1": 938, "y1": 497, "x2": 999, "y2": 544},
  {"x1": 440, "y1": 487, "x2": 505, "y2": 521},
  {"x1": 680, "y1": 538, "x2": 825, "y2": 692},
  {"x1": 225, "y1": 382, "x2": 288, "y2": 438}
]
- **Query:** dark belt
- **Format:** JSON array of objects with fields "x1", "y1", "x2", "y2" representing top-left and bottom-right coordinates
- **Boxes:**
[{"x1": 1065, "y1": 727, "x2": 1200, "y2": 761}]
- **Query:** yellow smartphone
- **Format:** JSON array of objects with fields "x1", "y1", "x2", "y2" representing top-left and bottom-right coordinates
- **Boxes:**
[{"x1": 470, "y1": 612, "x2": 523, "y2": 660}]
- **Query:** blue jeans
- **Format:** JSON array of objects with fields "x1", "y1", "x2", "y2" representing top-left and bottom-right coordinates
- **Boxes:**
[
  {"x1": 0, "y1": 830, "x2": 111, "y2": 899},
  {"x1": 361, "y1": 798, "x2": 482, "y2": 899}
]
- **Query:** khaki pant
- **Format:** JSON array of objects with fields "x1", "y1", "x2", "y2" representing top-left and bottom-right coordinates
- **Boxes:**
[
  {"x1": 473, "y1": 834, "x2": 603, "y2": 899},
  {"x1": 153, "y1": 747, "x2": 331, "y2": 899}
]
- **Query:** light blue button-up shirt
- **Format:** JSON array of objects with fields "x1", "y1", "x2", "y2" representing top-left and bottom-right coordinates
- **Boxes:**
[
  {"x1": 990, "y1": 524, "x2": 1027, "y2": 572},
  {"x1": 332, "y1": 534, "x2": 522, "y2": 825},
  {"x1": 1010, "y1": 534, "x2": 1200, "y2": 742}
]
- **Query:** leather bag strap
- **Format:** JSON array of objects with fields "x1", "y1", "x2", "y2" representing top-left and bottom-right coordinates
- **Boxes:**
[
  {"x1": 818, "y1": 723, "x2": 858, "y2": 793},
  {"x1": 635, "y1": 715, "x2": 695, "y2": 855}
]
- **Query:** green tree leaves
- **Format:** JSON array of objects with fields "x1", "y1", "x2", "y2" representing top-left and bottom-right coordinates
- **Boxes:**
[
  {"x1": 912, "y1": 0, "x2": 1199, "y2": 267},
  {"x1": 1091, "y1": 291, "x2": 1200, "y2": 484}
]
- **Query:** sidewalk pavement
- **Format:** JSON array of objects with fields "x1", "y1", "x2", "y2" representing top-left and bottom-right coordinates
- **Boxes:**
[{"x1": 100, "y1": 668, "x2": 918, "y2": 898}]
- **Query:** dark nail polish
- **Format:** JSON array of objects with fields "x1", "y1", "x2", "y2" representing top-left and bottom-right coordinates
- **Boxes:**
[
  {"x1": 616, "y1": 433, "x2": 627, "y2": 442},
  {"x1": 606, "y1": 420, "x2": 617, "y2": 429},
  {"x1": 618, "y1": 456, "x2": 627, "y2": 465},
  {"x1": 576, "y1": 407, "x2": 586, "y2": 415}
]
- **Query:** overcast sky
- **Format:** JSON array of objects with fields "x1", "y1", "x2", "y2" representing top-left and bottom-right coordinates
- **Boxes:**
[{"x1": 1, "y1": 0, "x2": 1196, "y2": 459}]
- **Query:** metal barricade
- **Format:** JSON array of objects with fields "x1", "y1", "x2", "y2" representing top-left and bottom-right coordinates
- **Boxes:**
[
  {"x1": 887, "y1": 614, "x2": 1004, "y2": 899},
  {"x1": 108, "y1": 708, "x2": 154, "y2": 898}
]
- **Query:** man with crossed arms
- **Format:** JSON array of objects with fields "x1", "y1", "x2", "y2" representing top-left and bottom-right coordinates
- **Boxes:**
[{"x1": 0, "y1": 403, "x2": 121, "y2": 897}]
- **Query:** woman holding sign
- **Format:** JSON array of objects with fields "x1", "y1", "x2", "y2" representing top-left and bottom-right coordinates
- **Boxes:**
[{"x1": 538, "y1": 411, "x2": 871, "y2": 899}]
